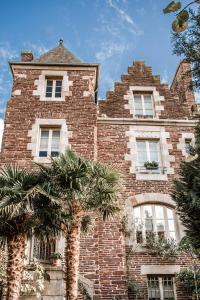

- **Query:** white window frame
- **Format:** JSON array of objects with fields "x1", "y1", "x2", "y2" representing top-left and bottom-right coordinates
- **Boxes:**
[
  {"x1": 45, "y1": 78, "x2": 63, "y2": 99},
  {"x1": 133, "y1": 204, "x2": 179, "y2": 244},
  {"x1": 133, "y1": 93, "x2": 154, "y2": 117},
  {"x1": 38, "y1": 127, "x2": 61, "y2": 157},
  {"x1": 136, "y1": 139, "x2": 163, "y2": 174},
  {"x1": 147, "y1": 275, "x2": 177, "y2": 300}
]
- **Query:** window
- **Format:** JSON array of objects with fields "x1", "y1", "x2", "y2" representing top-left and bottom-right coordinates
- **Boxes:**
[
  {"x1": 33, "y1": 238, "x2": 56, "y2": 262},
  {"x1": 45, "y1": 77, "x2": 62, "y2": 98},
  {"x1": 133, "y1": 204, "x2": 177, "y2": 244},
  {"x1": 185, "y1": 139, "x2": 192, "y2": 156},
  {"x1": 133, "y1": 94, "x2": 154, "y2": 117},
  {"x1": 136, "y1": 140, "x2": 163, "y2": 173},
  {"x1": 39, "y1": 127, "x2": 60, "y2": 157},
  {"x1": 148, "y1": 276, "x2": 176, "y2": 300}
]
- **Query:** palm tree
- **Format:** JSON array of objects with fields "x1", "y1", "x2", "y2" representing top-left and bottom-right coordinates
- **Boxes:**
[
  {"x1": 0, "y1": 165, "x2": 62, "y2": 300},
  {"x1": 39, "y1": 150, "x2": 120, "y2": 300}
]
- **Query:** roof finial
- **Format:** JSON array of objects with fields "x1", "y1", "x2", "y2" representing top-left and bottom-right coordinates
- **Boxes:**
[{"x1": 59, "y1": 39, "x2": 64, "y2": 46}]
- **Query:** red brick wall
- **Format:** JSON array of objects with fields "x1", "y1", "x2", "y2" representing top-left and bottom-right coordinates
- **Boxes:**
[{"x1": 0, "y1": 59, "x2": 198, "y2": 300}]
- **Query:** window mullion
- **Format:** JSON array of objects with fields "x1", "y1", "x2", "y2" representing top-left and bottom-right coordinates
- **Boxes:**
[
  {"x1": 146, "y1": 141, "x2": 150, "y2": 161},
  {"x1": 152, "y1": 205, "x2": 157, "y2": 238},
  {"x1": 141, "y1": 206, "x2": 146, "y2": 243},
  {"x1": 164, "y1": 207, "x2": 169, "y2": 239},
  {"x1": 142, "y1": 94, "x2": 145, "y2": 115},
  {"x1": 159, "y1": 277, "x2": 164, "y2": 300},
  {"x1": 53, "y1": 80, "x2": 56, "y2": 98},
  {"x1": 48, "y1": 130, "x2": 52, "y2": 156}
]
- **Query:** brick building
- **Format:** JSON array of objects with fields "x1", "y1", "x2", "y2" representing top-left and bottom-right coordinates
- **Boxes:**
[{"x1": 0, "y1": 41, "x2": 199, "y2": 299}]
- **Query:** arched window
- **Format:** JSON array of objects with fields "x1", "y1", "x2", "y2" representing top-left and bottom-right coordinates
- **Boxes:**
[{"x1": 133, "y1": 204, "x2": 179, "y2": 244}]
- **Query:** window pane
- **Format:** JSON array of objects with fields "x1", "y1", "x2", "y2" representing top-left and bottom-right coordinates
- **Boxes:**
[
  {"x1": 156, "y1": 219, "x2": 165, "y2": 239},
  {"x1": 137, "y1": 141, "x2": 147, "y2": 165},
  {"x1": 144, "y1": 95, "x2": 153, "y2": 116},
  {"x1": 168, "y1": 220, "x2": 175, "y2": 231},
  {"x1": 149, "y1": 142, "x2": 159, "y2": 162},
  {"x1": 39, "y1": 130, "x2": 49, "y2": 157},
  {"x1": 46, "y1": 80, "x2": 53, "y2": 97},
  {"x1": 155, "y1": 206, "x2": 164, "y2": 219},
  {"x1": 148, "y1": 276, "x2": 161, "y2": 300},
  {"x1": 134, "y1": 96, "x2": 143, "y2": 115},
  {"x1": 55, "y1": 80, "x2": 62, "y2": 98},
  {"x1": 144, "y1": 205, "x2": 153, "y2": 219},
  {"x1": 144, "y1": 205, "x2": 153, "y2": 233},
  {"x1": 51, "y1": 130, "x2": 60, "y2": 151},
  {"x1": 163, "y1": 276, "x2": 175, "y2": 300},
  {"x1": 167, "y1": 208, "x2": 173, "y2": 219}
]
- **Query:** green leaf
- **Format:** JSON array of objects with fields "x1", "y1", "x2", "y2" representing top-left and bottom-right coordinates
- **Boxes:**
[{"x1": 163, "y1": 1, "x2": 182, "y2": 14}]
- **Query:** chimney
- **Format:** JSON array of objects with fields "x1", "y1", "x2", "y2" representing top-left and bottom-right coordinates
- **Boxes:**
[{"x1": 21, "y1": 51, "x2": 33, "y2": 62}]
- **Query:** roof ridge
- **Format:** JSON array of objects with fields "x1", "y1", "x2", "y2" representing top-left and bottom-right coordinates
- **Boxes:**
[{"x1": 33, "y1": 40, "x2": 82, "y2": 64}]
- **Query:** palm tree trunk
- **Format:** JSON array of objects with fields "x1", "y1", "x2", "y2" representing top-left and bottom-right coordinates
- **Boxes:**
[
  {"x1": 65, "y1": 210, "x2": 82, "y2": 300},
  {"x1": 6, "y1": 233, "x2": 26, "y2": 300}
]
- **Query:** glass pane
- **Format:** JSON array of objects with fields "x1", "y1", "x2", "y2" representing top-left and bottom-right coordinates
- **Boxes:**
[
  {"x1": 39, "y1": 151, "x2": 48, "y2": 157},
  {"x1": 167, "y1": 208, "x2": 173, "y2": 219},
  {"x1": 168, "y1": 220, "x2": 175, "y2": 231},
  {"x1": 144, "y1": 95, "x2": 153, "y2": 116},
  {"x1": 163, "y1": 276, "x2": 175, "y2": 300},
  {"x1": 56, "y1": 80, "x2": 62, "y2": 87},
  {"x1": 134, "y1": 96, "x2": 143, "y2": 115},
  {"x1": 155, "y1": 206, "x2": 164, "y2": 219},
  {"x1": 156, "y1": 219, "x2": 165, "y2": 237},
  {"x1": 144, "y1": 205, "x2": 153, "y2": 232},
  {"x1": 137, "y1": 141, "x2": 147, "y2": 165},
  {"x1": 47, "y1": 80, "x2": 53, "y2": 86},
  {"x1": 149, "y1": 142, "x2": 159, "y2": 162},
  {"x1": 40, "y1": 130, "x2": 49, "y2": 154},
  {"x1": 51, "y1": 130, "x2": 60, "y2": 151},
  {"x1": 148, "y1": 276, "x2": 161, "y2": 300},
  {"x1": 144, "y1": 205, "x2": 153, "y2": 219},
  {"x1": 46, "y1": 80, "x2": 53, "y2": 97}
]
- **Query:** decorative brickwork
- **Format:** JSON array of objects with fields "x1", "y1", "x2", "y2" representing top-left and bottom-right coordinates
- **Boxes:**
[{"x1": 0, "y1": 45, "x2": 199, "y2": 299}]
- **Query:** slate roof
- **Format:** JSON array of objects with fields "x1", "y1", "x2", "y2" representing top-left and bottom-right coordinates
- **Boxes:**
[{"x1": 33, "y1": 40, "x2": 82, "y2": 64}]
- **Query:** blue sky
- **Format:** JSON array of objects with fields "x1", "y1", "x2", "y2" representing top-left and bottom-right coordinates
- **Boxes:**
[{"x1": 0, "y1": 0, "x2": 195, "y2": 144}]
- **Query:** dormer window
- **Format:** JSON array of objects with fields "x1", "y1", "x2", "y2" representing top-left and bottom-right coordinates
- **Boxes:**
[
  {"x1": 133, "y1": 93, "x2": 154, "y2": 118},
  {"x1": 45, "y1": 77, "x2": 63, "y2": 99}
]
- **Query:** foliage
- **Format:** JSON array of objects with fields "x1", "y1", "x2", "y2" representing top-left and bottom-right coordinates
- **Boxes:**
[
  {"x1": 38, "y1": 150, "x2": 120, "y2": 228},
  {"x1": 172, "y1": 122, "x2": 200, "y2": 252},
  {"x1": 21, "y1": 259, "x2": 48, "y2": 298},
  {"x1": 78, "y1": 280, "x2": 92, "y2": 300},
  {"x1": 120, "y1": 214, "x2": 131, "y2": 238},
  {"x1": 145, "y1": 233, "x2": 179, "y2": 260},
  {"x1": 171, "y1": 7, "x2": 200, "y2": 91},
  {"x1": 0, "y1": 165, "x2": 63, "y2": 244},
  {"x1": 144, "y1": 161, "x2": 159, "y2": 169},
  {"x1": 163, "y1": 1, "x2": 200, "y2": 32},
  {"x1": 176, "y1": 267, "x2": 200, "y2": 298},
  {"x1": 50, "y1": 252, "x2": 62, "y2": 259},
  {"x1": 128, "y1": 281, "x2": 140, "y2": 293}
]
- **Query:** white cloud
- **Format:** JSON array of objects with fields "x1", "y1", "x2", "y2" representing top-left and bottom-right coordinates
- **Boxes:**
[
  {"x1": 107, "y1": 0, "x2": 143, "y2": 35},
  {"x1": 95, "y1": 42, "x2": 128, "y2": 62},
  {"x1": 161, "y1": 69, "x2": 169, "y2": 84},
  {"x1": 22, "y1": 42, "x2": 49, "y2": 56},
  {"x1": 0, "y1": 119, "x2": 4, "y2": 150}
]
